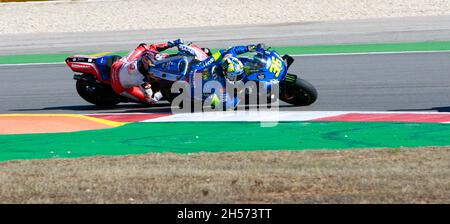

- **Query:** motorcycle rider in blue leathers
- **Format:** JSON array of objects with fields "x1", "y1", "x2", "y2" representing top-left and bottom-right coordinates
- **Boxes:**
[{"x1": 189, "y1": 44, "x2": 262, "y2": 109}]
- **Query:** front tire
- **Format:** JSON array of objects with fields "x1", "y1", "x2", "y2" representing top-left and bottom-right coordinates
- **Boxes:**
[
  {"x1": 281, "y1": 75, "x2": 317, "y2": 106},
  {"x1": 76, "y1": 79, "x2": 121, "y2": 107}
]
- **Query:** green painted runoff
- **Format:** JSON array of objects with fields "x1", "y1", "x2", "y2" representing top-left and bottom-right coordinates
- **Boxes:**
[
  {"x1": 1, "y1": 121, "x2": 450, "y2": 162},
  {"x1": 1, "y1": 41, "x2": 450, "y2": 64}
]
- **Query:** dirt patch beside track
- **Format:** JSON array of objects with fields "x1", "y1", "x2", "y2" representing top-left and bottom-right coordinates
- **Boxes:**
[
  {"x1": 1, "y1": 147, "x2": 448, "y2": 203},
  {"x1": 2, "y1": 0, "x2": 450, "y2": 34}
]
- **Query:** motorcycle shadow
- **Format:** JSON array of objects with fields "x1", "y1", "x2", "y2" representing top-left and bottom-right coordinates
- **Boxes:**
[
  {"x1": 9, "y1": 102, "x2": 173, "y2": 114},
  {"x1": 388, "y1": 106, "x2": 450, "y2": 113},
  {"x1": 9, "y1": 101, "x2": 307, "y2": 114}
]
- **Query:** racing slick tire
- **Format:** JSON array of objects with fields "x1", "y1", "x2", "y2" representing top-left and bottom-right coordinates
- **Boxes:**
[
  {"x1": 76, "y1": 79, "x2": 121, "y2": 107},
  {"x1": 281, "y1": 75, "x2": 317, "y2": 106}
]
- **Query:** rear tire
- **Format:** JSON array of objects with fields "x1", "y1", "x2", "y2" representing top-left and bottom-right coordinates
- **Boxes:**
[
  {"x1": 76, "y1": 79, "x2": 121, "y2": 107},
  {"x1": 281, "y1": 75, "x2": 317, "y2": 106}
]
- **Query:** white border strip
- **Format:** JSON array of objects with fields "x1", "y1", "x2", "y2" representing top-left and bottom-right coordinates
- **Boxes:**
[
  {"x1": 142, "y1": 111, "x2": 450, "y2": 122},
  {"x1": 0, "y1": 62, "x2": 65, "y2": 67},
  {"x1": 144, "y1": 111, "x2": 347, "y2": 122},
  {"x1": 290, "y1": 50, "x2": 450, "y2": 57}
]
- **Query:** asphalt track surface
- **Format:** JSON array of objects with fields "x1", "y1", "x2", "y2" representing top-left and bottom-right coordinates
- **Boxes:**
[
  {"x1": 1, "y1": 16, "x2": 450, "y2": 114},
  {"x1": 1, "y1": 52, "x2": 450, "y2": 114}
]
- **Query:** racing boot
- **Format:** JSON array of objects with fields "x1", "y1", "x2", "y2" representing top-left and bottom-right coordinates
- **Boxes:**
[{"x1": 152, "y1": 91, "x2": 163, "y2": 102}]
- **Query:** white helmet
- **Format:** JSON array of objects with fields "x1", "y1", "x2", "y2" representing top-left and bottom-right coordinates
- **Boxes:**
[{"x1": 222, "y1": 56, "x2": 244, "y2": 82}]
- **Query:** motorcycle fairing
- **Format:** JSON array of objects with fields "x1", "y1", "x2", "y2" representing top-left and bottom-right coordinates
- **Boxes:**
[
  {"x1": 148, "y1": 55, "x2": 190, "y2": 81},
  {"x1": 66, "y1": 55, "x2": 121, "y2": 84},
  {"x1": 94, "y1": 55, "x2": 121, "y2": 83},
  {"x1": 177, "y1": 44, "x2": 209, "y2": 61},
  {"x1": 239, "y1": 50, "x2": 287, "y2": 82},
  {"x1": 66, "y1": 56, "x2": 101, "y2": 81}
]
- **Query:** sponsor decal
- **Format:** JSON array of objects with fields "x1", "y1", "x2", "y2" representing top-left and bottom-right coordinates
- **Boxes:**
[
  {"x1": 210, "y1": 65, "x2": 219, "y2": 80},
  {"x1": 211, "y1": 72, "x2": 218, "y2": 80},
  {"x1": 71, "y1": 63, "x2": 91, "y2": 69},
  {"x1": 202, "y1": 57, "x2": 215, "y2": 67},
  {"x1": 155, "y1": 53, "x2": 163, "y2": 61},
  {"x1": 179, "y1": 45, "x2": 197, "y2": 56},
  {"x1": 128, "y1": 63, "x2": 136, "y2": 73},
  {"x1": 162, "y1": 61, "x2": 174, "y2": 70},
  {"x1": 203, "y1": 70, "x2": 209, "y2": 81}
]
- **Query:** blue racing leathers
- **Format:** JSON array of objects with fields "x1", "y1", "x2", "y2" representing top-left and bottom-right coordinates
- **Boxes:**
[
  {"x1": 188, "y1": 45, "x2": 253, "y2": 110},
  {"x1": 190, "y1": 45, "x2": 251, "y2": 72}
]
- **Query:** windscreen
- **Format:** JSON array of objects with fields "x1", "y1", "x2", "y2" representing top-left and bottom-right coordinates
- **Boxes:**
[{"x1": 247, "y1": 54, "x2": 269, "y2": 72}]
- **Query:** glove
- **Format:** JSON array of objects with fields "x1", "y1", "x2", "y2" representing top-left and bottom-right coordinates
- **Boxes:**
[
  {"x1": 168, "y1": 38, "x2": 184, "y2": 47},
  {"x1": 247, "y1": 44, "x2": 257, "y2": 52},
  {"x1": 140, "y1": 82, "x2": 154, "y2": 103},
  {"x1": 256, "y1": 43, "x2": 266, "y2": 50},
  {"x1": 248, "y1": 43, "x2": 265, "y2": 52}
]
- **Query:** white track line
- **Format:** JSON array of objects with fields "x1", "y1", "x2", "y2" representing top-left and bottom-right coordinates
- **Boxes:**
[
  {"x1": 290, "y1": 50, "x2": 450, "y2": 57},
  {"x1": 142, "y1": 111, "x2": 450, "y2": 122},
  {"x1": 151, "y1": 111, "x2": 450, "y2": 122},
  {"x1": 143, "y1": 111, "x2": 346, "y2": 122},
  {"x1": 0, "y1": 62, "x2": 65, "y2": 67}
]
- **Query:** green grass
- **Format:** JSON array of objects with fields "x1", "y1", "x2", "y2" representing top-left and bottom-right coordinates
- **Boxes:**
[{"x1": 1, "y1": 147, "x2": 449, "y2": 203}]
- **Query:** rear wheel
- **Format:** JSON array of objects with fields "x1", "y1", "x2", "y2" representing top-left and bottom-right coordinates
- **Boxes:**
[
  {"x1": 76, "y1": 79, "x2": 121, "y2": 107},
  {"x1": 281, "y1": 74, "x2": 317, "y2": 106}
]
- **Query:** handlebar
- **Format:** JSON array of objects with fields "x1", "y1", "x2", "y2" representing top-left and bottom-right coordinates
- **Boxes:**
[
  {"x1": 254, "y1": 43, "x2": 272, "y2": 54},
  {"x1": 256, "y1": 43, "x2": 266, "y2": 50}
]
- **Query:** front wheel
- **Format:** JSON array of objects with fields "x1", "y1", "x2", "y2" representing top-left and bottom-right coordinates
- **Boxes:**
[
  {"x1": 281, "y1": 75, "x2": 317, "y2": 106},
  {"x1": 76, "y1": 79, "x2": 121, "y2": 107}
]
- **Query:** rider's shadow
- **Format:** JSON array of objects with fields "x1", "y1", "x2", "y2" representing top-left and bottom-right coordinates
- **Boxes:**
[{"x1": 388, "y1": 106, "x2": 450, "y2": 112}]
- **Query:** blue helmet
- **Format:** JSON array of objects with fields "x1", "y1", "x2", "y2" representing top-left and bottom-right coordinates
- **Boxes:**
[{"x1": 222, "y1": 56, "x2": 244, "y2": 82}]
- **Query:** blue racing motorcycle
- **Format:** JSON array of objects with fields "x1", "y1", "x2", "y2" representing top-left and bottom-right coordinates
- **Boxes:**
[
  {"x1": 149, "y1": 43, "x2": 317, "y2": 108},
  {"x1": 237, "y1": 45, "x2": 317, "y2": 106}
]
